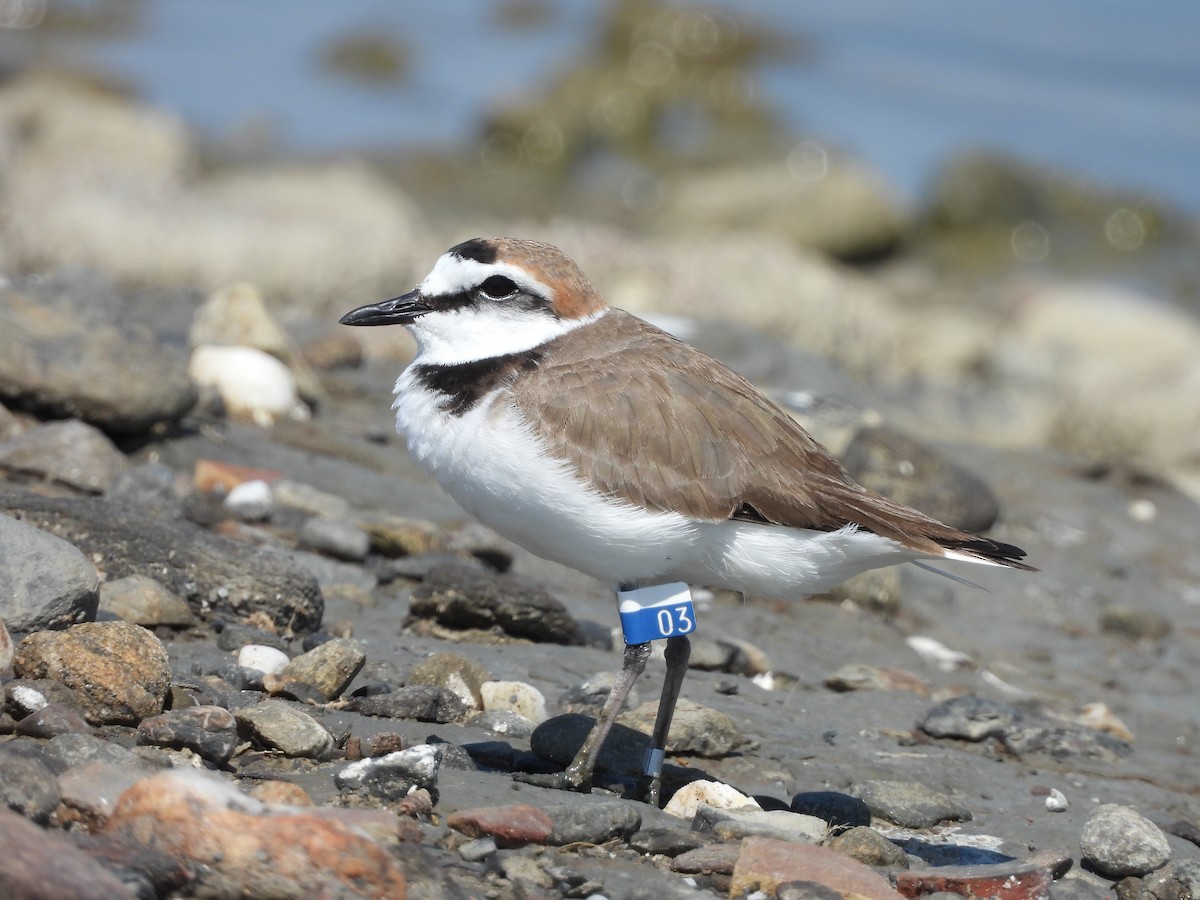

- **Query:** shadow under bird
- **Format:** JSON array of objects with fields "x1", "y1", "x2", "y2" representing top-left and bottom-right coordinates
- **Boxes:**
[{"x1": 340, "y1": 237, "x2": 1033, "y2": 804}]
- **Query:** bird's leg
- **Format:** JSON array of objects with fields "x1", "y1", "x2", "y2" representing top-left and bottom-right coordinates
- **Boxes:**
[
  {"x1": 515, "y1": 639, "x2": 651, "y2": 793},
  {"x1": 637, "y1": 634, "x2": 691, "y2": 806}
]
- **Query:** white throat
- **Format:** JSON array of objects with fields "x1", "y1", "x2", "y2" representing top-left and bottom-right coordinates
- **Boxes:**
[{"x1": 407, "y1": 306, "x2": 607, "y2": 366}]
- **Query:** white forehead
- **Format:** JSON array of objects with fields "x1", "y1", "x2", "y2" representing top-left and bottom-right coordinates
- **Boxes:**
[{"x1": 418, "y1": 253, "x2": 552, "y2": 299}]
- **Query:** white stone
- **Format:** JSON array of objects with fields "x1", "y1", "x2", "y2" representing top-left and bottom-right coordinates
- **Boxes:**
[
  {"x1": 480, "y1": 680, "x2": 547, "y2": 724},
  {"x1": 9, "y1": 684, "x2": 48, "y2": 714},
  {"x1": 1046, "y1": 788, "x2": 1068, "y2": 812},
  {"x1": 662, "y1": 779, "x2": 761, "y2": 821},
  {"x1": 189, "y1": 344, "x2": 300, "y2": 426},
  {"x1": 224, "y1": 479, "x2": 274, "y2": 520},
  {"x1": 238, "y1": 644, "x2": 289, "y2": 676}
]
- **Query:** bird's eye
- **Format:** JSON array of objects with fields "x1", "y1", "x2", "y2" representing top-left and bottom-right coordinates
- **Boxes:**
[{"x1": 478, "y1": 275, "x2": 518, "y2": 299}]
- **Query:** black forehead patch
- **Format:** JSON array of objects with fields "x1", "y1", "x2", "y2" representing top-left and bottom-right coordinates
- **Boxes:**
[{"x1": 448, "y1": 238, "x2": 497, "y2": 265}]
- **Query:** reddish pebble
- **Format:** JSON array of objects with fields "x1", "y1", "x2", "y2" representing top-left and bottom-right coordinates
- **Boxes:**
[
  {"x1": 895, "y1": 859, "x2": 1053, "y2": 900},
  {"x1": 731, "y1": 837, "x2": 904, "y2": 900},
  {"x1": 447, "y1": 803, "x2": 554, "y2": 847}
]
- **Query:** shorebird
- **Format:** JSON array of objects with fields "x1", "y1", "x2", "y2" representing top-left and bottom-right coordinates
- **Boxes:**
[{"x1": 340, "y1": 237, "x2": 1032, "y2": 803}]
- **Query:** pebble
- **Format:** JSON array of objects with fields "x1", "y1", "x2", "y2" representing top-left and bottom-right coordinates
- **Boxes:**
[
  {"x1": 1079, "y1": 803, "x2": 1171, "y2": 879},
  {"x1": 895, "y1": 859, "x2": 1053, "y2": 900},
  {"x1": 542, "y1": 801, "x2": 643, "y2": 845},
  {"x1": 827, "y1": 826, "x2": 910, "y2": 868},
  {"x1": 299, "y1": 516, "x2": 371, "y2": 562},
  {"x1": 905, "y1": 635, "x2": 974, "y2": 671},
  {"x1": 664, "y1": 780, "x2": 761, "y2": 820},
  {"x1": 189, "y1": 344, "x2": 302, "y2": 426},
  {"x1": 790, "y1": 791, "x2": 873, "y2": 830},
  {"x1": 0, "y1": 269, "x2": 196, "y2": 433},
  {"x1": 619, "y1": 699, "x2": 743, "y2": 757},
  {"x1": 45, "y1": 732, "x2": 150, "y2": 770},
  {"x1": 407, "y1": 562, "x2": 584, "y2": 644},
  {"x1": 1075, "y1": 702, "x2": 1135, "y2": 743},
  {"x1": 0, "y1": 512, "x2": 99, "y2": 631},
  {"x1": 470, "y1": 709, "x2": 537, "y2": 738},
  {"x1": 1099, "y1": 606, "x2": 1173, "y2": 641},
  {"x1": 13, "y1": 621, "x2": 170, "y2": 725},
  {"x1": 0, "y1": 419, "x2": 129, "y2": 493},
  {"x1": 730, "y1": 837, "x2": 903, "y2": 900},
  {"x1": 840, "y1": 424, "x2": 1000, "y2": 532},
  {"x1": 694, "y1": 805, "x2": 828, "y2": 844},
  {"x1": 223, "y1": 478, "x2": 274, "y2": 520},
  {"x1": 480, "y1": 679, "x2": 548, "y2": 723},
  {"x1": 1002, "y1": 723, "x2": 1132, "y2": 763},
  {"x1": 530, "y1": 713, "x2": 651, "y2": 777},
  {"x1": 272, "y1": 478, "x2": 351, "y2": 520},
  {"x1": 447, "y1": 803, "x2": 555, "y2": 848},
  {"x1": 0, "y1": 741, "x2": 62, "y2": 824},
  {"x1": 1046, "y1": 788, "x2": 1070, "y2": 812},
  {"x1": 237, "y1": 643, "x2": 290, "y2": 675},
  {"x1": 849, "y1": 780, "x2": 973, "y2": 829},
  {"x1": 335, "y1": 743, "x2": 443, "y2": 802},
  {"x1": 672, "y1": 842, "x2": 741, "y2": 875},
  {"x1": 136, "y1": 705, "x2": 240, "y2": 766},
  {"x1": 57, "y1": 760, "x2": 149, "y2": 823},
  {"x1": 102, "y1": 770, "x2": 408, "y2": 897},
  {"x1": 1143, "y1": 860, "x2": 1200, "y2": 900},
  {"x1": 628, "y1": 826, "x2": 709, "y2": 857},
  {"x1": 13, "y1": 701, "x2": 92, "y2": 738},
  {"x1": 278, "y1": 637, "x2": 366, "y2": 700},
  {"x1": 98, "y1": 574, "x2": 195, "y2": 628},
  {"x1": 823, "y1": 663, "x2": 929, "y2": 695},
  {"x1": 352, "y1": 686, "x2": 467, "y2": 723},
  {"x1": 918, "y1": 695, "x2": 1022, "y2": 741},
  {"x1": 0, "y1": 806, "x2": 137, "y2": 900},
  {"x1": 234, "y1": 699, "x2": 335, "y2": 759},
  {"x1": 358, "y1": 513, "x2": 448, "y2": 557},
  {"x1": 408, "y1": 651, "x2": 490, "y2": 709}
]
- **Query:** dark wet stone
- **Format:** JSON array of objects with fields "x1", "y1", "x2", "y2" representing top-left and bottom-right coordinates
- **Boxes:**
[
  {"x1": 530, "y1": 713, "x2": 651, "y2": 777},
  {"x1": 629, "y1": 827, "x2": 709, "y2": 857},
  {"x1": 136, "y1": 706, "x2": 240, "y2": 766},
  {"x1": 0, "y1": 806, "x2": 137, "y2": 899},
  {"x1": 352, "y1": 685, "x2": 467, "y2": 723},
  {"x1": 0, "y1": 511, "x2": 99, "y2": 632},
  {"x1": 0, "y1": 419, "x2": 128, "y2": 493},
  {"x1": 67, "y1": 831, "x2": 192, "y2": 899},
  {"x1": 790, "y1": 791, "x2": 873, "y2": 830},
  {"x1": 462, "y1": 740, "x2": 517, "y2": 770},
  {"x1": 0, "y1": 269, "x2": 197, "y2": 434},
  {"x1": 0, "y1": 489, "x2": 323, "y2": 631},
  {"x1": 1165, "y1": 819, "x2": 1200, "y2": 848},
  {"x1": 0, "y1": 741, "x2": 62, "y2": 824},
  {"x1": 406, "y1": 562, "x2": 583, "y2": 644},
  {"x1": 841, "y1": 425, "x2": 1000, "y2": 532},
  {"x1": 215, "y1": 621, "x2": 289, "y2": 653},
  {"x1": 543, "y1": 801, "x2": 642, "y2": 845},
  {"x1": 918, "y1": 695, "x2": 1022, "y2": 741},
  {"x1": 848, "y1": 779, "x2": 973, "y2": 829},
  {"x1": 13, "y1": 701, "x2": 92, "y2": 738}
]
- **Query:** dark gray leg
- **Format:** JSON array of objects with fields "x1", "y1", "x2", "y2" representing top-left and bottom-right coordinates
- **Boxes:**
[
  {"x1": 638, "y1": 634, "x2": 691, "y2": 806},
  {"x1": 515, "y1": 640, "x2": 651, "y2": 793}
]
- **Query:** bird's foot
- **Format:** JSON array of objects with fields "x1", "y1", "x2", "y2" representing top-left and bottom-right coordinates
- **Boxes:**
[{"x1": 512, "y1": 770, "x2": 593, "y2": 793}]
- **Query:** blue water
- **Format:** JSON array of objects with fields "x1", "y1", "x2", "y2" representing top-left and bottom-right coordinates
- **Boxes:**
[{"x1": 11, "y1": 1, "x2": 1200, "y2": 211}]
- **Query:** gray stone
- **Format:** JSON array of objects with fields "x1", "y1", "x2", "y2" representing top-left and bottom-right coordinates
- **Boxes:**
[
  {"x1": 0, "y1": 805, "x2": 137, "y2": 899},
  {"x1": 0, "y1": 512, "x2": 99, "y2": 632},
  {"x1": 352, "y1": 686, "x2": 466, "y2": 723},
  {"x1": 470, "y1": 709, "x2": 536, "y2": 739},
  {"x1": 13, "y1": 701, "x2": 91, "y2": 738},
  {"x1": 407, "y1": 562, "x2": 583, "y2": 645},
  {"x1": 57, "y1": 760, "x2": 149, "y2": 822},
  {"x1": 407, "y1": 651, "x2": 490, "y2": 709},
  {"x1": 99, "y1": 574, "x2": 195, "y2": 628},
  {"x1": 620, "y1": 699, "x2": 744, "y2": 757},
  {"x1": 335, "y1": 743, "x2": 443, "y2": 802},
  {"x1": 0, "y1": 489, "x2": 322, "y2": 631},
  {"x1": 628, "y1": 827, "x2": 708, "y2": 857},
  {"x1": 827, "y1": 826, "x2": 909, "y2": 868},
  {"x1": 841, "y1": 425, "x2": 1000, "y2": 532},
  {"x1": 694, "y1": 805, "x2": 828, "y2": 844},
  {"x1": 1144, "y1": 861, "x2": 1200, "y2": 900},
  {"x1": 543, "y1": 801, "x2": 642, "y2": 845},
  {"x1": 0, "y1": 741, "x2": 62, "y2": 824},
  {"x1": 0, "y1": 419, "x2": 128, "y2": 493},
  {"x1": 918, "y1": 695, "x2": 1022, "y2": 741},
  {"x1": 299, "y1": 516, "x2": 371, "y2": 562},
  {"x1": 0, "y1": 269, "x2": 196, "y2": 434},
  {"x1": 849, "y1": 779, "x2": 973, "y2": 829},
  {"x1": 234, "y1": 700, "x2": 334, "y2": 759},
  {"x1": 46, "y1": 732, "x2": 150, "y2": 770},
  {"x1": 136, "y1": 706, "x2": 240, "y2": 765},
  {"x1": 1003, "y1": 724, "x2": 1132, "y2": 763},
  {"x1": 1080, "y1": 803, "x2": 1171, "y2": 879}
]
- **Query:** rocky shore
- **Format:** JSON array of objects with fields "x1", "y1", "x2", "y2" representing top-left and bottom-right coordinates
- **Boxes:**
[{"x1": 1, "y1": 71, "x2": 1199, "y2": 899}]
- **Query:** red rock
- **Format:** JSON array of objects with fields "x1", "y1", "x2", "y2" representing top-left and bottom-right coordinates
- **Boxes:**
[
  {"x1": 194, "y1": 458, "x2": 283, "y2": 493},
  {"x1": 446, "y1": 803, "x2": 554, "y2": 848},
  {"x1": 103, "y1": 770, "x2": 407, "y2": 899},
  {"x1": 730, "y1": 837, "x2": 904, "y2": 900},
  {"x1": 895, "y1": 859, "x2": 1052, "y2": 900},
  {"x1": 0, "y1": 806, "x2": 137, "y2": 900}
]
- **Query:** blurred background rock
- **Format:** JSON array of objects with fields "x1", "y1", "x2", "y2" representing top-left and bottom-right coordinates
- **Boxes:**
[{"x1": 0, "y1": 0, "x2": 1198, "y2": 493}]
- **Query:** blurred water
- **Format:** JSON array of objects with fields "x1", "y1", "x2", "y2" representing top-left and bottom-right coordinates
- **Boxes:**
[{"x1": 6, "y1": 1, "x2": 1200, "y2": 211}]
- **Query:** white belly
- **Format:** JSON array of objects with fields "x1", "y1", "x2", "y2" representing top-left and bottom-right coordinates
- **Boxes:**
[{"x1": 393, "y1": 373, "x2": 918, "y2": 596}]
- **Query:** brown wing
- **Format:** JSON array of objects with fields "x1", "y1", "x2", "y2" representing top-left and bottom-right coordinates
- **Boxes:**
[{"x1": 512, "y1": 310, "x2": 1032, "y2": 568}]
